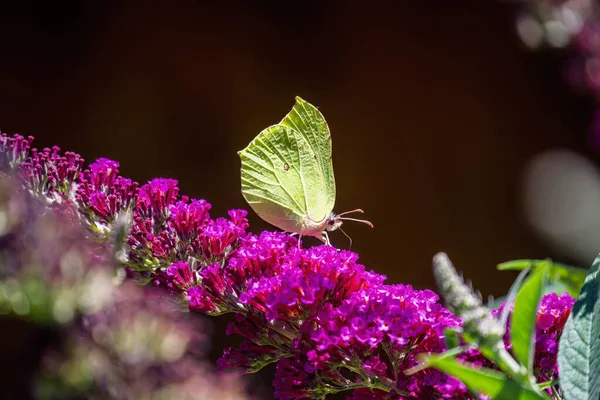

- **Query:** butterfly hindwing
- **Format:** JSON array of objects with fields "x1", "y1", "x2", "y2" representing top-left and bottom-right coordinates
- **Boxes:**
[
  {"x1": 239, "y1": 123, "x2": 326, "y2": 233},
  {"x1": 279, "y1": 97, "x2": 335, "y2": 223}
]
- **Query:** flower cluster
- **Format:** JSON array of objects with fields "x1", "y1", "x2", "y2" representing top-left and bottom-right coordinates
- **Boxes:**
[
  {"x1": 535, "y1": 292, "x2": 575, "y2": 379},
  {"x1": 293, "y1": 284, "x2": 467, "y2": 399},
  {"x1": 0, "y1": 133, "x2": 33, "y2": 169},
  {"x1": 475, "y1": 292, "x2": 575, "y2": 383},
  {"x1": 76, "y1": 157, "x2": 139, "y2": 235},
  {"x1": 126, "y1": 178, "x2": 248, "y2": 282},
  {"x1": 0, "y1": 132, "x2": 248, "y2": 284},
  {"x1": 0, "y1": 133, "x2": 578, "y2": 399}
]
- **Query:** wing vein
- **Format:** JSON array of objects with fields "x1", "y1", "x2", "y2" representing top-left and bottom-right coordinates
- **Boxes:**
[
  {"x1": 294, "y1": 131, "x2": 310, "y2": 216},
  {"x1": 257, "y1": 133, "x2": 301, "y2": 176},
  {"x1": 245, "y1": 194, "x2": 300, "y2": 217},
  {"x1": 248, "y1": 140, "x2": 304, "y2": 213}
]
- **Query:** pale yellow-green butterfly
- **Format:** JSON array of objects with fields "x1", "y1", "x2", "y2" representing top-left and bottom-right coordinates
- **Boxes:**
[{"x1": 238, "y1": 97, "x2": 372, "y2": 247}]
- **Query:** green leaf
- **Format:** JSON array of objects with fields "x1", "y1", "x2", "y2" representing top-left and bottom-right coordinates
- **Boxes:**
[
  {"x1": 510, "y1": 264, "x2": 548, "y2": 374},
  {"x1": 498, "y1": 259, "x2": 585, "y2": 298},
  {"x1": 499, "y1": 267, "x2": 530, "y2": 328},
  {"x1": 417, "y1": 354, "x2": 548, "y2": 400},
  {"x1": 557, "y1": 254, "x2": 600, "y2": 400},
  {"x1": 444, "y1": 327, "x2": 461, "y2": 350},
  {"x1": 498, "y1": 260, "x2": 539, "y2": 271}
]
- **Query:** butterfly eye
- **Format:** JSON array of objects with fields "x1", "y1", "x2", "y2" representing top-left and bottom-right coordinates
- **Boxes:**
[{"x1": 328, "y1": 219, "x2": 335, "y2": 225}]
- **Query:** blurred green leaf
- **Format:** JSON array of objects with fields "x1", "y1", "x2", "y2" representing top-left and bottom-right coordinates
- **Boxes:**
[
  {"x1": 548, "y1": 263, "x2": 586, "y2": 297},
  {"x1": 443, "y1": 327, "x2": 461, "y2": 350},
  {"x1": 498, "y1": 259, "x2": 585, "y2": 298},
  {"x1": 415, "y1": 353, "x2": 548, "y2": 400},
  {"x1": 536, "y1": 380, "x2": 556, "y2": 390},
  {"x1": 557, "y1": 254, "x2": 600, "y2": 400},
  {"x1": 510, "y1": 263, "x2": 548, "y2": 374}
]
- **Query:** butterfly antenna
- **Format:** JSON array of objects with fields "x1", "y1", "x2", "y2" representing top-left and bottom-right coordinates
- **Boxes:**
[
  {"x1": 338, "y1": 208, "x2": 365, "y2": 217},
  {"x1": 339, "y1": 217, "x2": 374, "y2": 228},
  {"x1": 339, "y1": 226, "x2": 353, "y2": 250}
]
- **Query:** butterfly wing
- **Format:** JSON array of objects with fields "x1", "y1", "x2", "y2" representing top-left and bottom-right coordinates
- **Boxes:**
[
  {"x1": 239, "y1": 123, "x2": 325, "y2": 233},
  {"x1": 279, "y1": 97, "x2": 335, "y2": 223}
]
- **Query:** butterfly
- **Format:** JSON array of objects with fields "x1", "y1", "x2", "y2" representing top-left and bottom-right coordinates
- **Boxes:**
[{"x1": 238, "y1": 96, "x2": 372, "y2": 247}]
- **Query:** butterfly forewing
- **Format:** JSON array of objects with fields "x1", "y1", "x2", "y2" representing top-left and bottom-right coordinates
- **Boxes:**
[
  {"x1": 279, "y1": 97, "x2": 336, "y2": 223},
  {"x1": 240, "y1": 123, "x2": 327, "y2": 233}
]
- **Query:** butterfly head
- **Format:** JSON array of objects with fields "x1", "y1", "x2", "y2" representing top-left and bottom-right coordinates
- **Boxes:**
[
  {"x1": 325, "y1": 212, "x2": 344, "y2": 232},
  {"x1": 325, "y1": 209, "x2": 374, "y2": 232}
]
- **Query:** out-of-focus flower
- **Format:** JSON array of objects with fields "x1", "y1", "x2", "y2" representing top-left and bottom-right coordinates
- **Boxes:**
[
  {"x1": 512, "y1": 0, "x2": 600, "y2": 146},
  {"x1": 36, "y1": 282, "x2": 253, "y2": 400},
  {"x1": 0, "y1": 137, "x2": 254, "y2": 400},
  {"x1": 0, "y1": 176, "x2": 114, "y2": 323}
]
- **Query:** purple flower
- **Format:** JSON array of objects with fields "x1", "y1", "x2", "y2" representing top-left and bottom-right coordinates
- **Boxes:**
[
  {"x1": 137, "y1": 178, "x2": 180, "y2": 220},
  {"x1": 194, "y1": 216, "x2": 245, "y2": 261},
  {"x1": 169, "y1": 199, "x2": 212, "y2": 241},
  {"x1": 534, "y1": 292, "x2": 574, "y2": 379},
  {"x1": 125, "y1": 179, "x2": 246, "y2": 270},
  {"x1": 77, "y1": 175, "x2": 139, "y2": 226},
  {"x1": 273, "y1": 357, "x2": 312, "y2": 400},
  {"x1": 128, "y1": 214, "x2": 176, "y2": 263},
  {"x1": 301, "y1": 284, "x2": 463, "y2": 398},
  {"x1": 203, "y1": 231, "x2": 472, "y2": 397},
  {"x1": 218, "y1": 339, "x2": 280, "y2": 374},
  {"x1": 0, "y1": 133, "x2": 33, "y2": 169},
  {"x1": 86, "y1": 158, "x2": 120, "y2": 189},
  {"x1": 193, "y1": 230, "x2": 476, "y2": 398},
  {"x1": 308, "y1": 285, "x2": 459, "y2": 362},
  {"x1": 186, "y1": 285, "x2": 217, "y2": 313},
  {"x1": 19, "y1": 146, "x2": 84, "y2": 200},
  {"x1": 127, "y1": 204, "x2": 246, "y2": 280},
  {"x1": 232, "y1": 237, "x2": 384, "y2": 322},
  {"x1": 153, "y1": 260, "x2": 199, "y2": 294},
  {"x1": 228, "y1": 209, "x2": 250, "y2": 231}
]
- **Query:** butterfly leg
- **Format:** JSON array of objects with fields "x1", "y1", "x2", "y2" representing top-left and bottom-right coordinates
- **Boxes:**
[
  {"x1": 322, "y1": 231, "x2": 331, "y2": 246},
  {"x1": 297, "y1": 234, "x2": 303, "y2": 249},
  {"x1": 285, "y1": 232, "x2": 301, "y2": 247}
]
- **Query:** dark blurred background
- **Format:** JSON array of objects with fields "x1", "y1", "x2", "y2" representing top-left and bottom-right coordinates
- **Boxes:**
[{"x1": 0, "y1": 0, "x2": 594, "y2": 397}]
